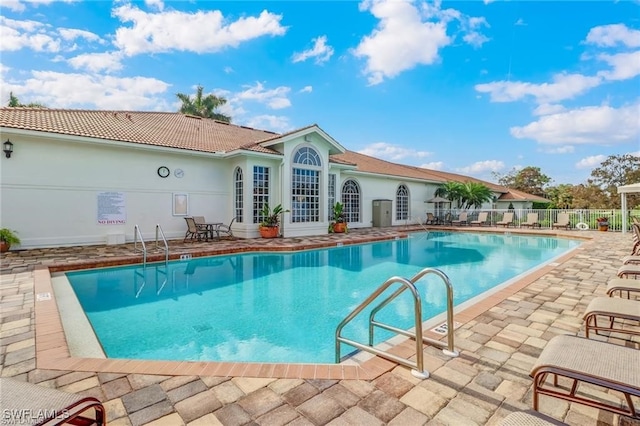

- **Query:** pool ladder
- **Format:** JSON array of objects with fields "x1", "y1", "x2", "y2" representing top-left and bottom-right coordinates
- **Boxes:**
[
  {"x1": 133, "y1": 225, "x2": 169, "y2": 298},
  {"x1": 335, "y1": 267, "x2": 458, "y2": 379}
]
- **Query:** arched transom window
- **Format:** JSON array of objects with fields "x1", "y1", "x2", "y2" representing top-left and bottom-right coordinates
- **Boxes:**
[
  {"x1": 291, "y1": 146, "x2": 321, "y2": 223},
  {"x1": 396, "y1": 184, "x2": 409, "y2": 220},
  {"x1": 341, "y1": 179, "x2": 360, "y2": 223}
]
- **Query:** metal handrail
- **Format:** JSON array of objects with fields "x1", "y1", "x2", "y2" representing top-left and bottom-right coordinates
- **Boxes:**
[
  {"x1": 133, "y1": 225, "x2": 147, "y2": 267},
  {"x1": 335, "y1": 267, "x2": 458, "y2": 379},
  {"x1": 155, "y1": 224, "x2": 169, "y2": 265}
]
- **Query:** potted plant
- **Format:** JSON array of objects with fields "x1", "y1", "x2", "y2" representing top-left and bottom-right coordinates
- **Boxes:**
[
  {"x1": 328, "y1": 202, "x2": 348, "y2": 233},
  {"x1": 596, "y1": 217, "x2": 609, "y2": 232},
  {"x1": 258, "y1": 203, "x2": 289, "y2": 238},
  {"x1": 0, "y1": 228, "x2": 21, "y2": 253}
]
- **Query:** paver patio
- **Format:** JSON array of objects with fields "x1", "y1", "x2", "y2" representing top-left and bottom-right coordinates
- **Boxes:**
[{"x1": 1, "y1": 226, "x2": 639, "y2": 425}]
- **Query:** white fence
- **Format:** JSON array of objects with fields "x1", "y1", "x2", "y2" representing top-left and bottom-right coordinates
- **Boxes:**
[{"x1": 423, "y1": 208, "x2": 640, "y2": 232}]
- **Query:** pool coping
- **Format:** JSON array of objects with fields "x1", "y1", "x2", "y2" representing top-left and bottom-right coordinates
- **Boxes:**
[{"x1": 33, "y1": 228, "x2": 589, "y2": 381}]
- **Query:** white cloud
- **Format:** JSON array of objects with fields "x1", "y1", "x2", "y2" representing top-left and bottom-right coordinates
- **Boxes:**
[
  {"x1": 224, "y1": 67, "x2": 234, "y2": 74},
  {"x1": 543, "y1": 145, "x2": 575, "y2": 154},
  {"x1": 585, "y1": 23, "x2": 640, "y2": 48},
  {"x1": 419, "y1": 161, "x2": 444, "y2": 170},
  {"x1": 58, "y1": 28, "x2": 101, "y2": 43},
  {"x1": 67, "y1": 51, "x2": 124, "y2": 73},
  {"x1": 235, "y1": 82, "x2": 291, "y2": 110},
  {"x1": 576, "y1": 155, "x2": 607, "y2": 169},
  {"x1": 292, "y1": 35, "x2": 334, "y2": 64},
  {"x1": 353, "y1": 0, "x2": 451, "y2": 85},
  {"x1": 243, "y1": 115, "x2": 292, "y2": 133},
  {"x1": 112, "y1": 4, "x2": 287, "y2": 56},
  {"x1": 475, "y1": 73, "x2": 602, "y2": 104},
  {"x1": 0, "y1": 17, "x2": 60, "y2": 52},
  {"x1": 358, "y1": 142, "x2": 432, "y2": 161},
  {"x1": 0, "y1": 0, "x2": 77, "y2": 13},
  {"x1": 596, "y1": 51, "x2": 640, "y2": 81},
  {"x1": 299, "y1": 86, "x2": 313, "y2": 93},
  {"x1": 456, "y1": 160, "x2": 505, "y2": 174},
  {"x1": 145, "y1": 0, "x2": 164, "y2": 11},
  {"x1": 1, "y1": 70, "x2": 171, "y2": 110},
  {"x1": 514, "y1": 18, "x2": 526, "y2": 26},
  {"x1": 533, "y1": 103, "x2": 566, "y2": 116},
  {"x1": 511, "y1": 103, "x2": 640, "y2": 144}
]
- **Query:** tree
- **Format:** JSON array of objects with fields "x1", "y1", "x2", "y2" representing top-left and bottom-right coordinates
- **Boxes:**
[
  {"x1": 176, "y1": 85, "x2": 231, "y2": 122},
  {"x1": 589, "y1": 154, "x2": 640, "y2": 208},
  {"x1": 545, "y1": 184, "x2": 574, "y2": 209},
  {"x1": 435, "y1": 181, "x2": 493, "y2": 209},
  {"x1": 493, "y1": 166, "x2": 551, "y2": 197},
  {"x1": 7, "y1": 92, "x2": 47, "y2": 108}
]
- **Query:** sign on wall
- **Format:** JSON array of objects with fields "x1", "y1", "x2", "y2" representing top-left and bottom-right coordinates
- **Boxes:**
[{"x1": 97, "y1": 192, "x2": 126, "y2": 225}]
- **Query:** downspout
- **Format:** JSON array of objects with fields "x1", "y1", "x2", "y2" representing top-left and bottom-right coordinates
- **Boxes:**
[{"x1": 280, "y1": 157, "x2": 286, "y2": 236}]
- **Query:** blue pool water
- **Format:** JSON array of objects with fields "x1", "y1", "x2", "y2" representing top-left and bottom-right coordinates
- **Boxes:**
[{"x1": 66, "y1": 232, "x2": 580, "y2": 363}]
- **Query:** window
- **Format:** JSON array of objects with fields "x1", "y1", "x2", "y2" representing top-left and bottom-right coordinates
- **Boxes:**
[
  {"x1": 396, "y1": 184, "x2": 409, "y2": 220},
  {"x1": 341, "y1": 179, "x2": 360, "y2": 223},
  {"x1": 253, "y1": 166, "x2": 270, "y2": 224},
  {"x1": 328, "y1": 173, "x2": 336, "y2": 220},
  {"x1": 234, "y1": 167, "x2": 243, "y2": 223},
  {"x1": 291, "y1": 146, "x2": 321, "y2": 223}
]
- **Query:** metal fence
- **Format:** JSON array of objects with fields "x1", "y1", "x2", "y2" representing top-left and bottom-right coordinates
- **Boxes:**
[{"x1": 423, "y1": 208, "x2": 640, "y2": 232}]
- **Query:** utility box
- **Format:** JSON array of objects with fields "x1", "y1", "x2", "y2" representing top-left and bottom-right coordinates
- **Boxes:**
[{"x1": 372, "y1": 199, "x2": 392, "y2": 227}]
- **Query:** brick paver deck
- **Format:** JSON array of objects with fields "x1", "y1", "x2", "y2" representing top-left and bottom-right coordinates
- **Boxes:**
[{"x1": 1, "y1": 226, "x2": 639, "y2": 425}]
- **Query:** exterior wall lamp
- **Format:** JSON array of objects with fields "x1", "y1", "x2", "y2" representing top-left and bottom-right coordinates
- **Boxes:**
[{"x1": 3, "y1": 139, "x2": 13, "y2": 158}]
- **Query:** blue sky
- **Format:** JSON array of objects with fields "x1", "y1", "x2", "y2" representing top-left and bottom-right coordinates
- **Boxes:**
[{"x1": 1, "y1": 0, "x2": 639, "y2": 185}]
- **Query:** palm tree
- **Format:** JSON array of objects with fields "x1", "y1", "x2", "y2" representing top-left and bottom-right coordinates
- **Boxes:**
[
  {"x1": 460, "y1": 182, "x2": 493, "y2": 209},
  {"x1": 7, "y1": 92, "x2": 46, "y2": 108},
  {"x1": 435, "y1": 181, "x2": 465, "y2": 208},
  {"x1": 176, "y1": 85, "x2": 231, "y2": 122}
]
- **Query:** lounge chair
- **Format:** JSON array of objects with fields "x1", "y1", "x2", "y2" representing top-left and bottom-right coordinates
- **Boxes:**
[
  {"x1": 617, "y1": 264, "x2": 640, "y2": 279},
  {"x1": 530, "y1": 334, "x2": 640, "y2": 418},
  {"x1": 470, "y1": 212, "x2": 489, "y2": 226},
  {"x1": 622, "y1": 255, "x2": 640, "y2": 264},
  {"x1": 441, "y1": 212, "x2": 452, "y2": 225},
  {"x1": 496, "y1": 212, "x2": 514, "y2": 227},
  {"x1": 184, "y1": 217, "x2": 209, "y2": 242},
  {"x1": 451, "y1": 212, "x2": 468, "y2": 226},
  {"x1": 0, "y1": 377, "x2": 106, "y2": 425},
  {"x1": 552, "y1": 213, "x2": 571, "y2": 230},
  {"x1": 425, "y1": 213, "x2": 439, "y2": 225},
  {"x1": 521, "y1": 212, "x2": 540, "y2": 228},
  {"x1": 583, "y1": 296, "x2": 640, "y2": 338},
  {"x1": 499, "y1": 410, "x2": 566, "y2": 426},
  {"x1": 607, "y1": 278, "x2": 640, "y2": 298}
]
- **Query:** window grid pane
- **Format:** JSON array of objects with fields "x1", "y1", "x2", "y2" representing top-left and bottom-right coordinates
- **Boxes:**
[
  {"x1": 234, "y1": 167, "x2": 243, "y2": 223},
  {"x1": 293, "y1": 146, "x2": 322, "y2": 166},
  {"x1": 292, "y1": 168, "x2": 320, "y2": 222},
  {"x1": 342, "y1": 179, "x2": 360, "y2": 223},
  {"x1": 328, "y1": 174, "x2": 336, "y2": 220},
  {"x1": 253, "y1": 166, "x2": 270, "y2": 224},
  {"x1": 396, "y1": 184, "x2": 409, "y2": 220}
]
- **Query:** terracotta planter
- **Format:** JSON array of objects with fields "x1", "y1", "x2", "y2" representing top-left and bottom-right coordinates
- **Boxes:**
[
  {"x1": 333, "y1": 222, "x2": 347, "y2": 233},
  {"x1": 259, "y1": 226, "x2": 279, "y2": 238},
  {"x1": 0, "y1": 241, "x2": 8, "y2": 253},
  {"x1": 598, "y1": 224, "x2": 609, "y2": 232}
]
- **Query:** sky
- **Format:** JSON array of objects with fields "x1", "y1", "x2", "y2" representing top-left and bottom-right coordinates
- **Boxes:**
[{"x1": 1, "y1": 0, "x2": 639, "y2": 186}]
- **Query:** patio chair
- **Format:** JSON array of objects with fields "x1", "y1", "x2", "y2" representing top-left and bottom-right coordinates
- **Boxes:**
[
  {"x1": 441, "y1": 212, "x2": 452, "y2": 225},
  {"x1": 496, "y1": 212, "x2": 514, "y2": 227},
  {"x1": 529, "y1": 334, "x2": 640, "y2": 418},
  {"x1": 606, "y1": 278, "x2": 640, "y2": 299},
  {"x1": 470, "y1": 211, "x2": 489, "y2": 226},
  {"x1": 0, "y1": 377, "x2": 106, "y2": 425},
  {"x1": 622, "y1": 255, "x2": 640, "y2": 264},
  {"x1": 425, "y1": 213, "x2": 439, "y2": 225},
  {"x1": 451, "y1": 211, "x2": 468, "y2": 226},
  {"x1": 499, "y1": 410, "x2": 566, "y2": 426},
  {"x1": 216, "y1": 217, "x2": 236, "y2": 238},
  {"x1": 184, "y1": 217, "x2": 209, "y2": 242},
  {"x1": 552, "y1": 213, "x2": 571, "y2": 230},
  {"x1": 583, "y1": 296, "x2": 640, "y2": 338},
  {"x1": 521, "y1": 212, "x2": 540, "y2": 228}
]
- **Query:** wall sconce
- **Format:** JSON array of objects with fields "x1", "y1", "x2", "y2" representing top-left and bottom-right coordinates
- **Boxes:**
[{"x1": 3, "y1": 140, "x2": 13, "y2": 158}]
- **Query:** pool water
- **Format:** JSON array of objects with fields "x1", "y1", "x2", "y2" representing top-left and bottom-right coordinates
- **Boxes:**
[{"x1": 66, "y1": 232, "x2": 580, "y2": 363}]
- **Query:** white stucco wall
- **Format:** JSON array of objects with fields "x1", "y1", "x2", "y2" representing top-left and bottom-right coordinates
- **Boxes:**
[{"x1": 0, "y1": 132, "x2": 235, "y2": 248}]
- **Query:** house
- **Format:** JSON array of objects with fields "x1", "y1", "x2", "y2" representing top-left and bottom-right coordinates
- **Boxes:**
[{"x1": 0, "y1": 108, "x2": 547, "y2": 249}]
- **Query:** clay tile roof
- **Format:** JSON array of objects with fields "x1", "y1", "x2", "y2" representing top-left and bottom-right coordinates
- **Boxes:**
[{"x1": 0, "y1": 108, "x2": 281, "y2": 154}]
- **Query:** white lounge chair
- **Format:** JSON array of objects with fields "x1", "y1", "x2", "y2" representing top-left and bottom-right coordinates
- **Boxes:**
[
  {"x1": 496, "y1": 212, "x2": 514, "y2": 227},
  {"x1": 552, "y1": 213, "x2": 571, "y2": 230},
  {"x1": 470, "y1": 212, "x2": 489, "y2": 226}
]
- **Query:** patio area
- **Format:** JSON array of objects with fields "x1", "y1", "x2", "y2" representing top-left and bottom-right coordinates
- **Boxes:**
[{"x1": 1, "y1": 226, "x2": 639, "y2": 426}]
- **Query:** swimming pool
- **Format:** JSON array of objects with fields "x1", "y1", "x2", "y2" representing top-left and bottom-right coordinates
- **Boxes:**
[{"x1": 66, "y1": 231, "x2": 580, "y2": 364}]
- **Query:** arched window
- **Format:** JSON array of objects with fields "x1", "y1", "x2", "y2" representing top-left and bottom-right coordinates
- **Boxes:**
[
  {"x1": 234, "y1": 167, "x2": 243, "y2": 223},
  {"x1": 396, "y1": 184, "x2": 409, "y2": 221},
  {"x1": 341, "y1": 179, "x2": 360, "y2": 223},
  {"x1": 291, "y1": 146, "x2": 321, "y2": 223}
]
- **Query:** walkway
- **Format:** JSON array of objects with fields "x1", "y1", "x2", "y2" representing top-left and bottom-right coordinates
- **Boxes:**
[{"x1": 1, "y1": 226, "x2": 639, "y2": 425}]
